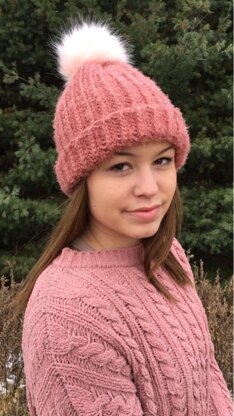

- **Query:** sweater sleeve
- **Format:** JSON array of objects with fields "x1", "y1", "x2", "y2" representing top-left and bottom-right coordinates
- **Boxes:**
[
  {"x1": 208, "y1": 342, "x2": 233, "y2": 415},
  {"x1": 24, "y1": 309, "x2": 144, "y2": 416}
]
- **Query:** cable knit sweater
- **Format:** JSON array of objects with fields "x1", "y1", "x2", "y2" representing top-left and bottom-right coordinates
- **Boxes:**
[{"x1": 22, "y1": 238, "x2": 232, "y2": 415}]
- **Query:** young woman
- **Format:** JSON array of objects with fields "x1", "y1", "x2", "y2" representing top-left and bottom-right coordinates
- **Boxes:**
[{"x1": 15, "y1": 21, "x2": 232, "y2": 415}]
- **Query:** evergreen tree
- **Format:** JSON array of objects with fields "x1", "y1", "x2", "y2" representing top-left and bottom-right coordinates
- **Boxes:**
[{"x1": 0, "y1": 0, "x2": 232, "y2": 282}]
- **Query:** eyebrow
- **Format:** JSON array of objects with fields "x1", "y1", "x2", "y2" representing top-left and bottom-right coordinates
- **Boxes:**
[{"x1": 113, "y1": 145, "x2": 174, "y2": 157}]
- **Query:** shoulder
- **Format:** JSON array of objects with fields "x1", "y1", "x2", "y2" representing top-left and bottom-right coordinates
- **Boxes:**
[
  {"x1": 25, "y1": 253, "x2": 102, "y2": 310},
  {"x1": 22, "y1": 263, "x2": 143, "y2": 415},
  {"x1": 23, "y1": 258, "x2": 126, "y2": 351},
  {"x1": 171, "y1": 238, "x2": 195, "y2": 284},
  {"x1": 22, "y1": 258, "x2": 144, "y2": 399},
  {"x1": 171, "y1": 237, "x2": 187, "y2": 262}
]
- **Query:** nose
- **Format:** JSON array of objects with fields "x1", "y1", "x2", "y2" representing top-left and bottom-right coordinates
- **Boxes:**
[{"x1": 133, "y1": 167, "x2": 159, "y2": 197}]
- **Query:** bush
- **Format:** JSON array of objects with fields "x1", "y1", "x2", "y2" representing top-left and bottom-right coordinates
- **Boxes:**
[
  {"x1": 193, "y1": 260, "x2": 233, "y2": 393},
  {"x1": 0, "y1": 267, "x2": 27, "y2": 416}
]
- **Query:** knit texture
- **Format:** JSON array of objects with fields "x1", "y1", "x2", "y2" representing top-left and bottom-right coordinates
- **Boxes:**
[
  {"x1": 53, "y1": 61, "x2": 190, "y2": 195},
  {"x1": 22, "y1": 239, "x2": 232, "y2": 415}
]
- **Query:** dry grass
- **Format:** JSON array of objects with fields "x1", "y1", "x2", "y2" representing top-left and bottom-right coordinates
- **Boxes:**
[
  {"x1": 0, "y1": 259, "x2": 232, "y2": 415},
  {"x1": 0, "y1": 263, "x2": 28, "y2": 416},
  {"x1": 193, "y1": 258, "x2": 233, "y2": 393}
]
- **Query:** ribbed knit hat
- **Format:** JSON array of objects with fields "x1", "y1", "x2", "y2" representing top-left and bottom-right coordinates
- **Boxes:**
[{"x1": 53, "y1": 21, "x2": 190, "y2": 195}]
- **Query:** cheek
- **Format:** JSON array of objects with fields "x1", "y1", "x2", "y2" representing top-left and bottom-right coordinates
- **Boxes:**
[
  {"x1": 171, "y1": 174, "x2": 177, "y2": 191},
  {"x1": 164, "y1": 171, "x2": 177, "y2": 197},
  {"x1": 87, "y1": 180, "x2": 118, "y2": 213}
]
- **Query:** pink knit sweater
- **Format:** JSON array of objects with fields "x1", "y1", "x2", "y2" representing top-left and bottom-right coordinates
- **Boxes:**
[{"x1": 22, "y1": 238, "x2": 232, "y2": 415}]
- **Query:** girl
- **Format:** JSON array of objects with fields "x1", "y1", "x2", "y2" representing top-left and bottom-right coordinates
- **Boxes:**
[{"x1": 16, "y1": 21, "x2": 232, "y2": 415}]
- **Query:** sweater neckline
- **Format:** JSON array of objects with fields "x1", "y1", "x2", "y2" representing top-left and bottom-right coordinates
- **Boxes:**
[{"x1": 53, "y1": 242, "x2": 145, "y2": 269}]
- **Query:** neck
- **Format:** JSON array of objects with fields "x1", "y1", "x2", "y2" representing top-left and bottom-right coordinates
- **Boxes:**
[
  {"x1": 81, "y1": 229, "x2": 141, "y2": 250},
  {"x1": 81, "y1": 229, "x2": 140, "y2": 251}
]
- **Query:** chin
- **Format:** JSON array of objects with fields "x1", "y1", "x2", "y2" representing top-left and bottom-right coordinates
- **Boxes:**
[{"x1": 131, "y1": 227, "x2": 159, "y2": 240}]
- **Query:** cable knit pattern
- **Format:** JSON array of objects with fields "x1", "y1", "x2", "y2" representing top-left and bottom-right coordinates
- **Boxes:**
[{"x1": 22, "y1": 238, "x2": 233, "y2": 415}]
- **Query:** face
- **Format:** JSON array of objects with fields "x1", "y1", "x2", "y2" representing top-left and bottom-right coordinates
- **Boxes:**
[{"x1": 83, "y1": 141, "x2": 177, "y2": 250}]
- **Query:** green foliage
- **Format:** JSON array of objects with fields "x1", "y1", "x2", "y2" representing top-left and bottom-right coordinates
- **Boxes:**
[
  {"x1": 5, "y1": 136, "x2": 57, "y2": 195},
  {"x1": 0, "y1": 0, "x2": 232, "y2": 281},
  {"x1": 0, "y1": 186, "x2": 61, "y2": 246},
  {"x1": 181, "y1": 186, "x2": 232, "y2": 254}
]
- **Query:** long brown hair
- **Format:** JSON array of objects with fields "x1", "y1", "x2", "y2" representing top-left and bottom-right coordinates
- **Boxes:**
[{"x1": 12, "y1": 181, "x2": 191, "y2": 318}]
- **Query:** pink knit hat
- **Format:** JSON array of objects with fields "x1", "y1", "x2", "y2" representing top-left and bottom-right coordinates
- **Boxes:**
[{"x1": 53, "y1": 21, "x2": 190, "y2": 195}]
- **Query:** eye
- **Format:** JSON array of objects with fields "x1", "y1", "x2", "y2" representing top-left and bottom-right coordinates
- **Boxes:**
[
  {"x1": 154, "y1": 157, "x2": 173, "y2": 166},
  {"x1": 109, "y1": 163, "x2": 129, "y2": 172}
]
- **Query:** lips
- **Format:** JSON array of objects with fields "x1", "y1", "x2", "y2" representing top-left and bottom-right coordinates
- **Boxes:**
[
  {"x1": 129, "y1": 205, "x2": 161, "y2": 213},
  {"x1": 126, "y1": 205, "x2": 161, "y2": 221}
]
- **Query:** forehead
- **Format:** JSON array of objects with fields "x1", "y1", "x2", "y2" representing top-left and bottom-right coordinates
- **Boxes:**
[{"x1": 114, "y1": 141, "x2": 174, "y2": 156}]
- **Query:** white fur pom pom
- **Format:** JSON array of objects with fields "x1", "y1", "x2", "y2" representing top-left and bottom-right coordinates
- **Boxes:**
[{"x1": 55, "y1": 21, "x2": 131, "y2": 82}]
